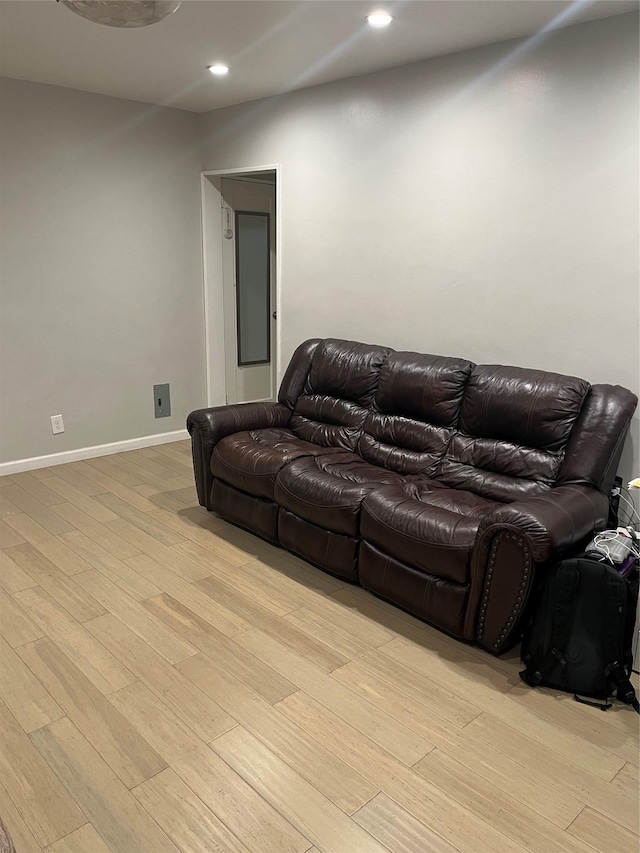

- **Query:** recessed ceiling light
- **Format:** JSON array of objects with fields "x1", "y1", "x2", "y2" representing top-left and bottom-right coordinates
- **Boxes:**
[
  {"x1": 208, "y1": 64, "x2": 229, "y2": 76},
  {"x1": 366, "y1": 12, "x2": 393, "y2": 28}
]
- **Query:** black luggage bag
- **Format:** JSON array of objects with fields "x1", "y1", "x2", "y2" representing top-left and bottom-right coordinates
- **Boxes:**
[{"x1": 520, "y1": 555, "x2": 639, "y2": 712}]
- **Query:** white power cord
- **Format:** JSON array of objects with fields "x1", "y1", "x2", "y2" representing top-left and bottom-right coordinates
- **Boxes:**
[
  {"x1": 618, "y1": 490, "x2": 640, "y2": 531},
  {"x1": 588, "y1": 530, "x2": 640, "y2": 565}
]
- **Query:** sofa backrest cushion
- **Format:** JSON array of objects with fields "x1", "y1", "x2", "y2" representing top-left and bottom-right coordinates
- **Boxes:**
[
  {"x1": 359, "y1": 352, "x2": 474, "y2": 476},
  {"x1": 290, "y1": 339, "x2": 392, "y2": 450},
  {"x1": 438, "y1": 365, "x2": 591, "y2": 501},
  {"x1": 281, "y1": 340, "x2": 637, "y2": 502},
  {"x1": 278, "y1": 338, "x2": 322, "y2": 410},
  {"x1": 556, "y1": 384, "x2": 638, "y2": 493}
]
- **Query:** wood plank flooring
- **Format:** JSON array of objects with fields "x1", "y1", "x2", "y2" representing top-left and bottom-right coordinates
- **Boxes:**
[{"x1": 0, "y1": 441, "x2": 638, "y2": 853}]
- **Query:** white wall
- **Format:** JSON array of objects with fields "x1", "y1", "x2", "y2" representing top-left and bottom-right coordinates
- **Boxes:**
[
  {"x1": 200, "y1": 12, "x2": 640, "y2": 481},
  {"x1": 1, "y1": 14, "x2": 638, "y2": 478},
  {"x1": 0, "y1": 78, "x2": 205, "y2": 464}
]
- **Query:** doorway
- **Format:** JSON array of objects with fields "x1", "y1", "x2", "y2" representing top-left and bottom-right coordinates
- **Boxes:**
[
  {"x1": 201, "y1": 167, "x2": 279, "y2": 407},
  {"x1": 221, "y1": 176, "x2": 276, "y2": 404}
]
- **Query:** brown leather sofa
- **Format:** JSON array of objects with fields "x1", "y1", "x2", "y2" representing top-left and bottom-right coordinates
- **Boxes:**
[{"x1": 188, "y1": 338, "x2": 637, "y2": 653}]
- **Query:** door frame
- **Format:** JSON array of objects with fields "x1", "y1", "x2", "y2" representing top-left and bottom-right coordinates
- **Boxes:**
[{"x1": 200, "y1": 164, "x2": 281, "y2": 407}]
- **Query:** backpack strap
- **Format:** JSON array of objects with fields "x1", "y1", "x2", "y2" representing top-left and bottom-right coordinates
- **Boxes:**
[
  {"x1": 621, "y1": 566, "x2": 639, "y2": 675},
  {"x1": 603, "y1": 570, "x2": 626, "y2": 670},
  {"x1": 574, "y1": 694, "x2": 613, "y2": 712},
  {"x1": 602, "y1": 570, "x2": 640, "y2": 714},
  {"x1": 521, "y1": 563, "x2": 579, "y2": 687},
  {"x1": 605, "y1": 663, "x2": 640, "y2": 714}
]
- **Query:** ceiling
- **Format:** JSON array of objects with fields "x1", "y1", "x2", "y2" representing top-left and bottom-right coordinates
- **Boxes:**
[{"x1": 0, "y1": 0, "x2": 637, "y2": 113}]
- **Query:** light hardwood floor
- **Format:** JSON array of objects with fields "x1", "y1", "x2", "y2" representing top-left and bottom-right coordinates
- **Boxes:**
[{"x1": 0, "y1": 441, "x2": 638, "y2": 853}]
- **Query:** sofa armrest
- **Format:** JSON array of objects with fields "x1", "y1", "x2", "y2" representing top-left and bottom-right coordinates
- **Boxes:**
[
  {"x1": 469, "y1": 485, "x2": 608, "y2": 653},
  {"x1": 477, "y1": 484, "x2": 608, "y2": 563},
  {"x1": 187, "y1": 402, "x2": 292, "y2": 508}
]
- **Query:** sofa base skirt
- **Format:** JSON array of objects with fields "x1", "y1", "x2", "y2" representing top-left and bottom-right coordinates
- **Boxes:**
[
  {"x1": 359, "y1": 541, "x2": 469, "y2": 640},
  {"x1": 210, "y1": 478, "x2": 279, "y2": 545},
  {"x1": 278, "y1": 509, "x2": 359, "y2": 582}
]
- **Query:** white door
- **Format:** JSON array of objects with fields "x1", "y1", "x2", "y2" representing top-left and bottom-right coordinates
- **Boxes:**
[{"x1": 221, "y1": 178, "x2": 276, "y2": 404}]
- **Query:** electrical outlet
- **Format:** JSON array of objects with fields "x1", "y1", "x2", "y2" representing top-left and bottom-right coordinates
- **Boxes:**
[
  {"x1": 154, "y1": 384, "x2": 171, "y2": 418},
  {"x1": 50, "y1": 414, "x2": 64, "y2": 435}
]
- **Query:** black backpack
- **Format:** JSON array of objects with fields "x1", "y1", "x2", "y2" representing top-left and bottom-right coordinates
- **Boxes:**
[{"x1": 520, "y1": 555, "x2": 639, "y2": 712}]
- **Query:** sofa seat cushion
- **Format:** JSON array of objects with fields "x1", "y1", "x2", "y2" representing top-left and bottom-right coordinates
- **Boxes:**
[
  {"x1": 275, "y1": 453, "x2": 409, "y2": 536},
  {"x1": 361, "y1": 480, "x2": 498, "y2": 585},
  {"x1": 211, "y1": 428, "x2": 345, "y2": 500}
]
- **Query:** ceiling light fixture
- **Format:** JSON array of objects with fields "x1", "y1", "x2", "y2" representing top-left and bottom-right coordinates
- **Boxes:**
[
  {"x1": 57, "y1": 0, "x2": 181, "y2": 28},
  {"x1": 208, "y1": 64, "x2": 230, "y2": 76},
  {"x1": 366, "y1": 12, "x2": 393, "y2": 28}
]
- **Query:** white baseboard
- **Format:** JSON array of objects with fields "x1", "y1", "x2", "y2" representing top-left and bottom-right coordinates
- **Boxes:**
[{"x1": 0, "y1": 429, "x2": 189, "y2": 476}]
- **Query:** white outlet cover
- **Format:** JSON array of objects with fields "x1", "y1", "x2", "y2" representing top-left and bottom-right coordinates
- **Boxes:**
[{"x1": 51, "y1": 414, "x2": 65, "y2": 434}]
